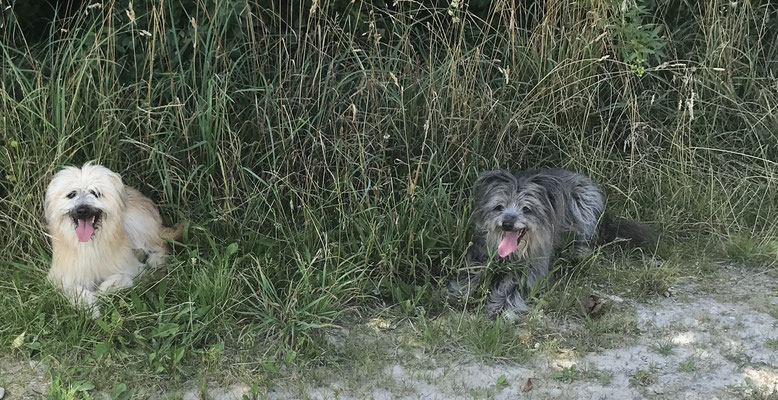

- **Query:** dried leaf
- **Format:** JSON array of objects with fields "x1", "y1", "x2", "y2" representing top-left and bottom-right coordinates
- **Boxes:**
[
  {"x1": 522, "y1": 378, "x2": 533, "y2": 392},
  {"x1": 11, "y1": 332, "x2": 25, "y2": 349},
  {"x1": 579, "y1": 295, "x2": 606, "y2": 318}
]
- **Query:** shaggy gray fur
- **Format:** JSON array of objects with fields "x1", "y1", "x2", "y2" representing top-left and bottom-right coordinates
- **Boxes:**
[{"x1": 448, "y1": 168, "x2": 658, "y2": 319}]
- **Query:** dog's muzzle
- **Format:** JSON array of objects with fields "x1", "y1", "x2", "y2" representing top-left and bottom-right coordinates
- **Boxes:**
[
  {"x1": 70, "y1": 205, "x2": 102, "y2": 243},
  {"x1": 497, "y1": 216, "x2": 527, "y2": 258},
  {"x1": 74, "y1": 205, "x2": 99, "y2": 220}
]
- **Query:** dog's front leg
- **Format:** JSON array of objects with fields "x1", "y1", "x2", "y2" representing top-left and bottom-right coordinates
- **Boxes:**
[
  {"x1": 447, "y1": 263, "x2": 485, "y2": 299},
  {"x1": 447, "y1": 233, "x2": 489, "y2": 299},
  {"x1": 98, "y1": 274, "x2": 135, "y2": 292},
  {"x1": 525, "y1": 256, "x2": 551, "y2": 294},
  {"x1": 485, "y1": 274, "x2": 529, "y2": 319},
  {"x1": 61, "y1": 282, "x2": 100, "y2": 318}
]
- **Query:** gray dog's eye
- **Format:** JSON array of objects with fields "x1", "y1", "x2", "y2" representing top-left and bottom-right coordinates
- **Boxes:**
[
  {"x1": 493, "y1": 205, "x2": 504, "y2": 212},
  {"x1": 66, "y1": 191, "x2": 76, "y2": 199},
  {"x1": 522, "y1": 206, "x2": 531, "y2": 214}
]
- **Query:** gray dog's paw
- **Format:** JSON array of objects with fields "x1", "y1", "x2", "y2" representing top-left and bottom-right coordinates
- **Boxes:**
[
  {"x1": 446, "y1": 279, "x2": 467, "y2": 299},
  {"x1": 500, "y1": 309, "x2": 525, "y2": 322}
]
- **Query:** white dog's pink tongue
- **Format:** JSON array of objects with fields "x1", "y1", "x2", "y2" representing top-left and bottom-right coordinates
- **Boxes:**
[
  {"x1": 498, "y1": 231, "x2": 520, "y2": 258},
  {"x1": 76, "y1": 217, "x2": 95, "y2": 242}
]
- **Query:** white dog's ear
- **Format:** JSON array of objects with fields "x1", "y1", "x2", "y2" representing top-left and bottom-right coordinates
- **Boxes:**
[
  {"x1": 43, "y1": 191, "x2": 54, "y2": 224},
  {"x1": 107, "y1": 170, "x2": 129, "y2": 207}
]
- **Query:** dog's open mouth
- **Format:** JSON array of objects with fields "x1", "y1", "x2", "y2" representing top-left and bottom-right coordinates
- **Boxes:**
[
  {"x1": 72, "y1": 212, "x2": 102, "y2": 242},
  {"x1": 498, "y1": 228, "x2": 526, "y2": 258}
]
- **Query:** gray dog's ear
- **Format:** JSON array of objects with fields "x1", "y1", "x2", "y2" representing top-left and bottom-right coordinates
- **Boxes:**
[
  {"x1": 529, "y1": 174, "x2": 562, "y2": 211},
  {"x1": 473, "y1": 170, "x2": 515, "y2": 199}
]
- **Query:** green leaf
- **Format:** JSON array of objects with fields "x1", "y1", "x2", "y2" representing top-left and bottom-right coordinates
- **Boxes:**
[
  {"x1": 111, "y1": 382, "x2": 134, "y2": 400},
  {"x1": 263, "y1": 361, "x2": 279, "y2": 373},
  {"x1": 95, "y1": 341, "x2": 113, "y2": 357},
  {"x1": 72, "y1": 381, "x2": 95, "y2": 392},
  {"x1": 226, "y1": 242, "x2": 239, "y2": 257},
  {"x1": 174, "y1": 346, "x2": 186, "y2": 363},
  {"x1": 97, "y1": 318, "x2": 111, "y2": 333},
  {"x1": 152, "y1": 323, "x2": 180, "y2": 338}
]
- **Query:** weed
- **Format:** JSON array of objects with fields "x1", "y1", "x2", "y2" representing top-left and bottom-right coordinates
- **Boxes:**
[
  {"x1": 724, "y1": 236, "x2": 778, "y2": 267},
  {"x1": 554, "y1": 365, "x2": 580, "y2": 383},
  {"x1": 630, "y1": 368, "x2": 657, "y2": 386},
  {"x1": 457, "y1": 315, "x2": 532, "y2": 362},
  {"x1": 653, "y1": 340, "x2": 675, "y2": 356},
  {"x1": 679, "y1": 360, "x2": 696, "y2": 372}
]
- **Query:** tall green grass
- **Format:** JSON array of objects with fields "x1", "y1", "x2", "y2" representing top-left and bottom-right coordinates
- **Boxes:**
[{"x1": 1, "y1": 0, "x2": 776, "y2": 388}]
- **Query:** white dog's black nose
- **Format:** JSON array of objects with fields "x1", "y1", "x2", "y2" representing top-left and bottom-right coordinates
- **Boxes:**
[{"x1": 75, "y1": 205, "x2": 94, "y2": 219}]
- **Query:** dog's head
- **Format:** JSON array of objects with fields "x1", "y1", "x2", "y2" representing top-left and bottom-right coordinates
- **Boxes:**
[
  {"x1": 472, "y1": 170, "x2": 560, "y2": 258},
  {"x1": 45, "y1": 162, "x2": 128, "y2": 244}
]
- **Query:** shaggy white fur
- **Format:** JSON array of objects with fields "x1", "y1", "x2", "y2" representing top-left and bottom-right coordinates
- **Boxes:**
[{"x1": 44, "y1": 162, "x2": 183, "y2": 317}]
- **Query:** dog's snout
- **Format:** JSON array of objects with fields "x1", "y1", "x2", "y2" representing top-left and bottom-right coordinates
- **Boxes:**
[
  {"x1": 75, "y1": 205, "x2": 92, "y2": 219},
  {"x1": 501, "y1": 215, "x2": 518, "y2": 230}
]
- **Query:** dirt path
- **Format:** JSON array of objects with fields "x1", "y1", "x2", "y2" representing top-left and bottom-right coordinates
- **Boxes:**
[
  {"x1": 266, "y1": 264, "x2": 778, "y2": 400},
  {"x1": 2, "y1": 265, "x2": 777, "y2": 399}
]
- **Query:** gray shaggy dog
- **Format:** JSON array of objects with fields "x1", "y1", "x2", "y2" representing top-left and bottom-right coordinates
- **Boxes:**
[{"x1": 448, "y1": 168, "x2": 658, "y2": 319}]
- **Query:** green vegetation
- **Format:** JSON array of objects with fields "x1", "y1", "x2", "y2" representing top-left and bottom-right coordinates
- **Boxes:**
[{"x1": 1, "y1": 0, "x2": 776, "y2": 395}]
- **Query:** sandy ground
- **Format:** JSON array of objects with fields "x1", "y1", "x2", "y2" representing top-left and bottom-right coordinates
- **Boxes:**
[{"x1": 2, "y1": 264, "x2": 777, "y2": 399}]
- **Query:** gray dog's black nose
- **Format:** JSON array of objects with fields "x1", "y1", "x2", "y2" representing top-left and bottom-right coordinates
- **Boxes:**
[
  {"x1": 75, "y1": 206, "x2": 92, "y2": 219},
  {"x1": 501, "y1": 217, "x2": 517, "y2": 230}
]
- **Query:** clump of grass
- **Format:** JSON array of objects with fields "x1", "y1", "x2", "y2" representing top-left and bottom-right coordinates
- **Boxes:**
[
  {"x1": 653, "y1": 340, "x2": 675, "y2": 356},
  {"x1": 723, "y1": 235, "x2": 778, "y2": 267},
  {"x1": 456, "y1": 315, "x2": 533, "y2": 362},
  {"x1": 587, "y1": 252, "x2": 679, "y2": 298},
  {"x1": 679, "y1": 360, "x2": 696, "y2": 372},
  {"x1": 630, "y1": 367, "x2": 658, "y2": 387},
  {"x1": 553, "y1": 364, "x2": 580, "y2": 383}
]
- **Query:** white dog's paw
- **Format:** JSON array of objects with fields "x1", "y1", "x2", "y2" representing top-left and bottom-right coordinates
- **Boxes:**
[
  {"x1": 98, "y1": 274, "x2": 134, "y2": 292},
  {"x1": 144, "y1": 251, "x2": 168, "y2": 269},
  {"x1": 65, "y1": 287, "x2": 101, "y2": 318},
  {"x1": 132, "y1": 248, "x2": 149, "y2": 263},
  {"x1": 90, "y1": 304, "x2": 102, "y2": 318}
]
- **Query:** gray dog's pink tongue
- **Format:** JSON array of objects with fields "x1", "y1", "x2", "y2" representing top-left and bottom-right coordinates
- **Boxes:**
[
  {"x1": 498, "y1": 231, "x2": 519, "y2": 258},
  {"x1": 76, "y1": 217, "x2": 94, "y2": 242}
]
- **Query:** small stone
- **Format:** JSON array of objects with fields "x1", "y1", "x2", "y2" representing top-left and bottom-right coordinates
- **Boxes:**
[
  {"x1": 0, "y1": 386, "x2": 5, "y2": 399},
  {"x1": 579, "y1": 295, "x2": 606, "y2": 317},
  {"x1": 663, "y1": 289, "x2": 672, "y2": 298},
  {"x1": 28, "y1": 360, "x2": 45, "y2": 374}
]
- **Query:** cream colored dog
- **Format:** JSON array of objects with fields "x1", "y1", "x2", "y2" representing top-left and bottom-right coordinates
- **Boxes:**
[{"x1": 44, "y1": 162, "x2": 183, "y2": 316}]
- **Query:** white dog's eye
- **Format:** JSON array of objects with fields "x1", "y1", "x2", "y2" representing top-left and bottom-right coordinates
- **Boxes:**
[
  {"x1": 89, "y1": 189, "x2": 100, "y2": 198},
  {"x1": 66, "y1": 191, "x2": 77, "y2": 199}
]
